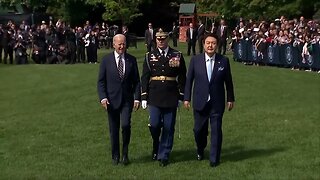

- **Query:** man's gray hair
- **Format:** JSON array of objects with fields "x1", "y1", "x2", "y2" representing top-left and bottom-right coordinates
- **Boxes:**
[{"x1": 113, "y1": 34, "x2": 126, "y2": 44}]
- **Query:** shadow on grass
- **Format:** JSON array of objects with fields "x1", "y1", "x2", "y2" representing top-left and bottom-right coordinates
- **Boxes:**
[
  {"x1": 133, "y1": 148, "x2": 200, "y2": 164},
  {"x1": 221, "y1": 145, "x2": 287, "y2": 162},
  {"x1": 133, "y1": 145, "x2": 286, "y2": 164}
]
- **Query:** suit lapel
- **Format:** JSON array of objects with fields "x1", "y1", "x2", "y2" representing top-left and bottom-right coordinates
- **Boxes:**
[
  {"x1": 199, "y1": 53, "x2": 210, "y2": 83},
  {"x1": 211, "y1": 54, "x2": 221, "y2": 82},
  {"x1": 110, "y1": 53, "x2": 119, "y2": 78},
  {"x1": 124, "y1": 53, "x2": 130, "y2": 80}
]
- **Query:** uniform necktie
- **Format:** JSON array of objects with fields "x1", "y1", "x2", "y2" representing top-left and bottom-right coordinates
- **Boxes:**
[
  {"x1": 161, "y1": 50, "x2": 165, "y2": 57},
  {"x1": 118, "y1": 55, "x2": 124, "y2": 79},
  {"x1": 207, "y1": 58, "x2": 213, "y2": 81}
]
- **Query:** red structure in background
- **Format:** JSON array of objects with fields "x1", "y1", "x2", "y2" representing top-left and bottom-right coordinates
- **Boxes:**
[
  {"x1": 178, "y1": 3, "x2": 218, "y2": 42},
  {"x1": 178, "y1": 3, "x2": 197, "y2": 42}
]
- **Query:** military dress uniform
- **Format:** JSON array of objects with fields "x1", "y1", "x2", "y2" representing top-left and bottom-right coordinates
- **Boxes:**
[{"x1": 141, "y1": 37, "x2": 186, "y2": 165}]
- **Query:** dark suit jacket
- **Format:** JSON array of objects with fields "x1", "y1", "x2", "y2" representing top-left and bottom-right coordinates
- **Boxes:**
[
  {"x1": 197, "y1": 24, "x2": 205, "y2": 40},
  {"x1": 216, "y1": 25, "x2": 228, "y2": 41},
  {"x1": 171, "y1": 25, "x2": 179, "y2": 38},
  {"x1": 141, "y1": 47, "x2": 186, "y2": 108},
  {"x1": 97, "y1": 52, "x2": 141, "y2": 109},
  {"x1": 145, "y1": 28, "x2": 155, "y2": 45},
  {"x1": 184, "y1": 53, "x2": 235, "y2": 113},
  {"x1": 186, "y1": 28, "x2": 197, "y2": 43}
]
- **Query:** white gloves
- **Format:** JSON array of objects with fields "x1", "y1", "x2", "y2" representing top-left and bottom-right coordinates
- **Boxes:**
[
  {"x1": 142, "y1": 100, "x2": 148, "y2": 109},
  {"x1": 142, "y1": 100, "x2": 181, "y2": 109}
]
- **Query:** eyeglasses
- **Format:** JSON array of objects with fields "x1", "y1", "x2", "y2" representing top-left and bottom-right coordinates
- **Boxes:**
[{"x1": 156, "y1": 38, "x2": 167, "y2": 41}]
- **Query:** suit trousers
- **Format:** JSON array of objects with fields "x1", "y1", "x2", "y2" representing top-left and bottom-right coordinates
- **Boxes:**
[
  {"x1": 193, "y1": 100, "x2": 223, "y2": 163},
  {"x1": 172, "y1": 37, "x2": 178, "y2": 47},
  {"x1": 198, "y1": 37, "x2": 204, "y2": 53},
  {"x1": 106, "y1": 101, "x2": 133, "y2": 159},
  {"x1": 149, "y1": 105, "x2": 177, "y2": 160},
  {"x1": 146, "y1": 42, "x2": 155, "y2": 52},
  {"x1": 218, "y1": 39, "x2": 227, "y2": 55},
  {"x1": 187, "y1": 40, "x2": 196, "y2": 56}
]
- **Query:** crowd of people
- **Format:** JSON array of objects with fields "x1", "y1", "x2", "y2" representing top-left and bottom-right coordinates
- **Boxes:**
[
  {"x1": 1, "y1": 15, "x2": 319, "y2": 74},
  {"x1": 0, "y1": 19, "x2": 127, "y2": 65},
  {"x1": 229, "y1": 16, "x2": 320, "y2": 73}
]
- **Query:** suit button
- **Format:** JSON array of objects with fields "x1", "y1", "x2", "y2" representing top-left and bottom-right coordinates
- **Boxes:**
[
  {"x1": 162, "y1": 65, "x2": 164, "y2": 67},
  {"x1": 162, "y1": 70, "x2": 164, "y2": 72}
]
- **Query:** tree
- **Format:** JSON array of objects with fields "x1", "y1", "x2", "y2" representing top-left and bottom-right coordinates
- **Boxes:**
[
  {"x1": 195, "y1": 0, "x2": 320, "y2": 20},
  {"x1": 0, "y1": 0, "x2": 94, "y2": 25},
  {"x1": 86, "y1": 0, "x2": 145, "y2": 25}
]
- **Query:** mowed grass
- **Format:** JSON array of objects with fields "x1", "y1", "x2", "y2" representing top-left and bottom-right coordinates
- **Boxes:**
[{"x1": 0, "y1": 41, "x2": 319, "y2": 179}]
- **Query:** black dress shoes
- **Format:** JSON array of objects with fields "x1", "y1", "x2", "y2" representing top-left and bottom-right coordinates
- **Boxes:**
[
  {"x1": 112, "y1": 157, "x2": 119, "y2": 165},
  {"x1": 197, "y1": 154, "x2": 204, "y2": 161},
  {"x1": 209, "y1": 161, "x2": 220, "y2": 167},
  {"x1": 152, "y1": 153, "x2": 158, "y2": 161},
  {"x1": 122, "y1": 155, "x2": 130, "y2": 166},
  {"x1": 159, "y1": 159, "x2": 169, "y2": 167},
  {"x1": 197, "y1": 149, "x2": 204, "y2": 161}
]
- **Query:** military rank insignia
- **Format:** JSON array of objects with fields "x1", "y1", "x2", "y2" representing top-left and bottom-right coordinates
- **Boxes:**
[
  {"x1": 150, "y1": 53, "x2": 158, "y2": 61},
  {"x1": 169, "y1": 52, "x2": 181, "y2": 67}
]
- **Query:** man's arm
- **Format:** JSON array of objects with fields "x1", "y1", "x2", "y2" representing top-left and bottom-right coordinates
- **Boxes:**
[
  {"x1": 177, "y1": 53, "x2": 187, "y2": 101},
  {"x1": 224, "y1": 57, "x2": 235, "y2": 105},
  {"x1": 97, "y1": 58, "x2": 107, "y2": 101},
  {"x1": 132, "y1": 57, "x2": 141, "y2": 102},
  {"x1": 97, "y1": 58, "x2": 109, "y2": 109},
  {"x1": 183, "y1": 56, "x2": 195, "y2": 109},
  {"x1": 132, "y1": 56, "x2": 141, "y2": 111}
]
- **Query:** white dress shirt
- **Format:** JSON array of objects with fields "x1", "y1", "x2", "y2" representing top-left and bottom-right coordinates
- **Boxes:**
[
  {"x1": 205, "y1": 53, "x2": 216, "y2": 101},
  {"x1": 114, "y1": 51, "x2": 125, "y2": 75}
]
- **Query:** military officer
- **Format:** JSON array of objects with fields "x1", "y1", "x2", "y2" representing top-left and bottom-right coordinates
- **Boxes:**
[{"x1": 141, "y1": 29, "x2": 186, "y2": 167}]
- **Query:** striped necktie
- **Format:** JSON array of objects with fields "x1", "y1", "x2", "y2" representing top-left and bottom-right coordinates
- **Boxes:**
[{"x1": 118, "y1": 55, "x2": 124, "y2": 79}]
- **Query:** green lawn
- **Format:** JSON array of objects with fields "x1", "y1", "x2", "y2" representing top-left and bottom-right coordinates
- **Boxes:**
[{"x1": 0, "y1": 41, "x2": 319, "y2": 179}]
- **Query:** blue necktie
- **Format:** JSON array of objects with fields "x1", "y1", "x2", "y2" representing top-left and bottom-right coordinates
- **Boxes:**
[{"x1": 207, "y1": 58, "x2": 213, "y2": 81}]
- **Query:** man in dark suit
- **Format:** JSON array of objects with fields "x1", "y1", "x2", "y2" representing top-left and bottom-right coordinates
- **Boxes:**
[
  {"x1": 170, "y1": 22, "x2": 179, "y2": 47},
  {"x1": 141, "y1": 29, "x2": 186, "y2": 167},
  {"x1": 216, "y1": 19, "x2": 228, "y2": 55},
  {"x1": 197, "y1": 20, "x2": 205, "y2": 53},
  {"x1": 97, "y1": 34, "x2": 141, "y2": 166},
  {"x1": 122, "y1": 25, "x2": 129, "y2": 49},
  {"x1": 145, "y1": 23, "x2": 155, "y2": 52},
  {"x1": 186, "y1": 22, "x2": 197, "y2": 56},
  {"x1": 184, "y1": 33, "x2": 235, "y2": 167}
]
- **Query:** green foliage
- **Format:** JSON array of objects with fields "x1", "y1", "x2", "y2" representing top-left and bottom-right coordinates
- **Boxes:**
[
  {"x1": 46, "y1": 0, "x2": 91, "y2": 25},
  {"x1": 195, "y1": 0, "x2": 319, "y2": 20},
  {"x1": 1, "y1": 0, "x2": 319, "y2": 25},
  {"x1": 87, "y1": 0, "x2": 144, "y2": 25}
]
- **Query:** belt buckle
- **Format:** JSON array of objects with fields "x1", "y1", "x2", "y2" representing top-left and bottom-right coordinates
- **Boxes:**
[{"x1": 159, "y1": 76, "x2": 166, "y2": 81}]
